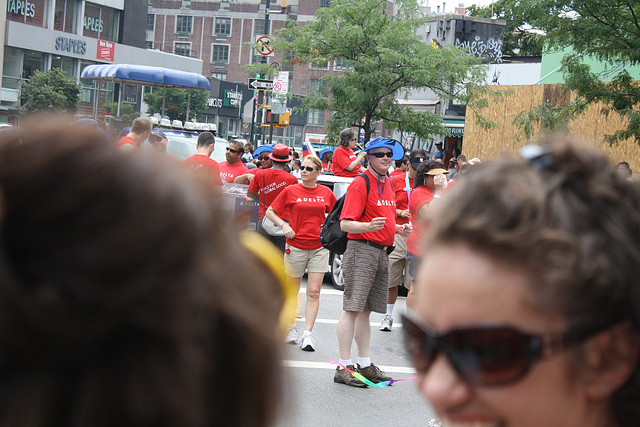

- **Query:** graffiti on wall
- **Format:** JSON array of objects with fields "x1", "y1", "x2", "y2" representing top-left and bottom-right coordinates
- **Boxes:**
[{"x1": 455, "y1": 35, "x2": 503, "y2": 63}]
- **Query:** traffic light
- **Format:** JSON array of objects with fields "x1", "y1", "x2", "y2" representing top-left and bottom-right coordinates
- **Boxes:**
[{"x1": 278, "y1": 110, "x2": 290, "y2": 126}]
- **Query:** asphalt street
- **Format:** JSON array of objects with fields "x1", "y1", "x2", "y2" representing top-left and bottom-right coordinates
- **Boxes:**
[{"x1": 275, "y1": 278, "x2": 438, "y2": 427}]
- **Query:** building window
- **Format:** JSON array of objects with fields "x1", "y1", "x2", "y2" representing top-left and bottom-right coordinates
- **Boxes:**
[
  {"x1": 254, "y1": 19, "x2": 265, "y2": 36},
  {"x1": 176, "y1": 15, "x2": 192, "y2": 34},
  {"x1": 320, "y1": 0, "x2": 330, "y2": 7},
  {"x1": 145, "y1": 41, "x2": 154, "y2": 49},
  {"x1": 309, "y1": 78, "x2": 326, "y2": 95},
  {"x1": 54, "y1": 0, "x2": 78, "y2": 34},
  {"x1": 215, "y1": 17, "x2": 231, "y2": 37},
  {"x1": 83, "y1": 2, "x2": 120, "y2": 42},
  {"x1": 174, "y1": 42, "x2": 191, "y2": 57},
  {"x1": 334, "y1": 57, "x2": 351, "y2": 70},
  {"x1": 307, "y1": 109, "x2": 324, "y2": 126},
  {"x1": 7, "y1": 0, "x2": 48, "y2": 27},
  {"x1": 211, "y1": 44, "x2": 230, "y2": 63},
  {"x1": 310, "y1": 60, "x2": 329, "y2": 70},
  {"x1": 211, "y1": 72, "x2": 227, "y2": 81},
  {"x1": 146, "y1": 14, "x2": 155, "y2": 31},
  {"x1": 51, "y1": 55, "x2": 76, "y2": 77}
]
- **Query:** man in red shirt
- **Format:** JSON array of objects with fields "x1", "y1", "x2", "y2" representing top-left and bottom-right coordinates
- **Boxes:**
[
  {"x1": 389, "y1": 156, "x2": 409, "y2": 178},
  {"x1": 182, "y1": 132, "x2": 223, "y2": 197},
  {"x1": 247, "y1": 143, "x2": 298, "y2": 252},
  {"x1": 218, "y1": 140, "x2": 249, "y2": 183},
  {"x1": 379, "y1": 149, "x2": 426, "y2": 332},
  {"x1": 333, "y1": 137, "x2": 412, "y2": 388},
  {"x1": 116, "y1": 117, "x2": 152, "y2": 152}
]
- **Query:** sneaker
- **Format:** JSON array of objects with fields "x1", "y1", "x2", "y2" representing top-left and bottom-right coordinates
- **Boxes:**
[
  {"x1": 356, "y1": 363, "x2": 393, "y2": 384},
  {"x1": 284, "y1": 326, "x2": 298, "y2": 344},
  {"x1": 333, "y1": 365, "x2": 367, "y2": 388},
  {"x1": 379, "y1": 315, "x2": 393, "y2": 331},
  {"x1": 299, "y1": 335, "x2": 316, "y2": 351}
]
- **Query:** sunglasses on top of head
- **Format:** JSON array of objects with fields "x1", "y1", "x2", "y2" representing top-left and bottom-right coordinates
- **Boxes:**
[
  {"x1": 226, "y1": 147, "x2": 241, "y2": 154},
  {"x1": 401, "y1": 309, "x2": 617, "y2": 387},
  {"x1": 370, "y1": 151, "x2": 393, "y2": 158}
]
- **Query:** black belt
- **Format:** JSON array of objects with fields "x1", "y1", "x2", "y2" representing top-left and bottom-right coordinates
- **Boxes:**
[{"x1": 351, "y1": 239, "x2": 393, "y2": 253}]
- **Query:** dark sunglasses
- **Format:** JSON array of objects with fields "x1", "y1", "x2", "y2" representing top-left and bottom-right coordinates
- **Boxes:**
[
  {"x1": 226, "y1": 147, "x2": 241, "y2": 154},
  {"x1": 259, "y1": 156, "x2": 270, "y2": 161},
  {"x1": 370, "y1": 151, "x2": 393, "y2": 158},
  {"x1": 301, "y1": 166, "x2": 317, "y2": 172},
  {"x1": 401, "y1": 309, "x2": 615, "y2": 387}
]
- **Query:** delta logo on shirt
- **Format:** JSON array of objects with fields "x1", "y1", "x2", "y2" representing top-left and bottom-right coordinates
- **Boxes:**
[
  {"x1": 295, "y1": 196, "x2": 326, "y2": 203},
  {"x1": 377, "y1": 200, "x2": 395, "y2": 207}
]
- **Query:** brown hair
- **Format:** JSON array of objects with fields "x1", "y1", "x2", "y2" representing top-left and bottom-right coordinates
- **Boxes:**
[
  {"x1": 0, "y1": 120, "x2": 283, "y2": 426},
  {"x1": 130, "y1": 117, "x2": 153, "y2": 134},
  {"x1": 303, "y1": 155, "x2": 322, "y2": 171},
  {"x1": 425, "y1": 135, "x2": 640, "y2": 425},
  {"x1": 197, "y1": 131, "x2": 215, "y2": 147},
  {"x1": 339, "y1": 128, "x2": 356, "y2": 147}
]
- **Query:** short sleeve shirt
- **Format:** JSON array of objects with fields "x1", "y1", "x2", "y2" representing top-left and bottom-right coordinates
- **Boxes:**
[
  {"x1": 218, "y1": 161, "x2": 250, "y2": 183},
  {"x1": 333, "y1": 146, "x2": 361, "y2": 177},
  {"x1": 406, "y1": 185, "x2": 434, "y2": 256},
  {"x1": 248, "y1": 168, "x2": 299, "y2": 218},
  {"x1": 270, "y1": 183, "x2": 337, "y2": 250},
  {"x1": 183, "y1": 154, "x2": 223, "y2": 186},
  {"x1": 391, "y1": 173, "x2": 413, "y2": 226},
  {"x1": 340, "y1": 170, "x2": 396, "y2": 246}
]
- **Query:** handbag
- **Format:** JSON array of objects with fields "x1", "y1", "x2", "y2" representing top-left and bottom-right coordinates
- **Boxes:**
[{"x1": 260, "y1": 169, "x2": 285, "y2": 237}]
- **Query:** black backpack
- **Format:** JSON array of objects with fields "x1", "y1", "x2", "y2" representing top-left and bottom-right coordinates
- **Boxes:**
[{"x1": 320, "y1": 173, "x2": 370, "y2": 254}]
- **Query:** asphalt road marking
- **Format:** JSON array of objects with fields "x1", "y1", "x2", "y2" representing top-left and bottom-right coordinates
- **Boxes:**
[
  {"x1": 299, "y1": 288, "x2": 343, "y2": 296},
  {"x1": 283, "y1": 359, "x2": 416, "y2": 374},
  {"x1": 295, "y1": 317, "x2": 403, "y2": 328}
]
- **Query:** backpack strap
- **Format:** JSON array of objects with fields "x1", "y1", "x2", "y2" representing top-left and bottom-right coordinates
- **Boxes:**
[{"x1": 357, "y1": 172, "x2": 370, "y2": 219}]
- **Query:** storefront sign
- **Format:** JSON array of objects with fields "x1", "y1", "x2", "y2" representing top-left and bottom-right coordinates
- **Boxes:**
[
  {"x1": 55, "y1": 37, "x2": 87, "y2": 55},
  {"x1": 7, "y1": 0, "x2": 36, "y2": 18},
  {"x1": 305, "y1": 133, "x2": 327, "y2": 144},
  {"x1": 223, "y1": 90, "x2": 243, "y2": 107},
  {"x1": 84, "y1": 16, "x2": 103, "y2": 32},
  {"x1": 207, "y1": 98, "x2": 223, "y2": 108},
  {"x1": 97, "y1": 40, "x2": 114, "y2": 61}
]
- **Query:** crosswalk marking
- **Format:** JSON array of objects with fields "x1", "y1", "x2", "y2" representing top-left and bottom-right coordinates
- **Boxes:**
[
  {"x1": 283, "y1": 359, "x2": 416, "y2": 374},
  {"x1": 294, "y1": 317, "x2": 403, "y2": 328}
]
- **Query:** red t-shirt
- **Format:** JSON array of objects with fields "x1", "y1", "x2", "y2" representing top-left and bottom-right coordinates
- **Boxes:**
[
  {"x1": 248, "y1": 168, "x2": 299, "y2": 218},
  {"x1": 270, "y1": 183, "x2": 337, "y2": 250},
  {"x1": 116, "y1": 135, "x2": 136, "y2": 150},
  {"x1": 183, "y1": 154, "x2": 223, "y2": 186},
  {"x1": 389, "y1": 169, "x2": 405, "y2": 179},
  {"x1": 218, "y1": 161, "x2": 249, "y2": 183},
  {"x1": 340, "y1": 170, "x2": 396, "y2": 246},
  {"x1": 406, "y1": 185, "x2": 434, "y2": 257},
  {"x1": 392, "y1": 173, "x2": 413, "y2": 226},
  {"x1": 321, "y1": 161, "x2": 334, "y2": 172},
  {"x1": 333, "y1": 146, "x2": 361, "y2": 177}
]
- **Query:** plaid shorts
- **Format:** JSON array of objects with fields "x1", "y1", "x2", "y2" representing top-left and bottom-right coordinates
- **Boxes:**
[{"x1": 342, "y1": 239, "x2": 389, "y2": 314}]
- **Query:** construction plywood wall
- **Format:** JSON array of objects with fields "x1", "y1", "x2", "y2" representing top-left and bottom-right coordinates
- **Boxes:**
[{"x1": 464, "y1": 84, "x2": 640, "y2": 173}]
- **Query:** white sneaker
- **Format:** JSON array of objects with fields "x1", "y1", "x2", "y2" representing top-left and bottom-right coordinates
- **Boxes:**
[
  {"x1": 379, "y1": 315, "x2": 393, "y2": 331},
  {"x1": 299, "y1": 334, "x2": 316, "y2": 351},
  {"x1": 284, "y1": 325, "x2": 298, "y2": 344}
]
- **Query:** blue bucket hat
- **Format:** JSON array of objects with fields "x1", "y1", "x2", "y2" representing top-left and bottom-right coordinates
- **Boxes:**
[
  {"x1": 362, "y1": 137, "x2": 405, "y2": 161},
  {"x1": 253, "y1": 144, "x2": 274, "y2": 159},
  {"x1": 319, "y1": 148, "x2": 333, "y2": 159}
]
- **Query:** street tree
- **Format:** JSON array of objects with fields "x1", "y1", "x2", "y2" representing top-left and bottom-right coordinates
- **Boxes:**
[
  {"x1": 144, "y1": 88, "x2": 209, "y2": 122},
  {"x1": 270, "y1": 0, "x2": 489, "y2": 143},
  {"x1": 482, "y1": 0, "x2": 640, "y2": 145},
  {"x1": 20, "y1": 68, "x2": 82, "y2": 113}
]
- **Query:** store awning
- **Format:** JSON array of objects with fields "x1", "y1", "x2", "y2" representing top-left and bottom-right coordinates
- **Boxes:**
[
  {"x1": 80, "y1": 64, "x2": 210, "y2": 90},
  {"x1": 443, "y1": 119, "x2": 464, "y2": 136}
]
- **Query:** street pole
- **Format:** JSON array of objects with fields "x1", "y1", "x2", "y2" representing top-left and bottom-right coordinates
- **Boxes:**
[{"x1": 254, "y1": 0, "x2": 271, "y2": 146}]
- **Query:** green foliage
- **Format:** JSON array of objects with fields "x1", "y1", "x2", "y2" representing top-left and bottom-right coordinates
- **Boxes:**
[
  {"x1": 467, "y1": 0, "x2": 543, "y2": 57},
  {"x1": 144, "y1": 88, "x2": 209, "y2": 122},
  {"x1": 264, "y1": 0, "x2": 488, "y2": 143},
  {"x1": 20, "y1": 68, "x2": 82, "y2": 113},
  {"x1": 102, "y1": 102, "x2": 137, "y2": 121}
]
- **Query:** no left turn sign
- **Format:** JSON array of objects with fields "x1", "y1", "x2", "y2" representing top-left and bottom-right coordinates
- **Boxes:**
[{"x1": 256, "y1": 36, "x2": 274, "y2": 56}]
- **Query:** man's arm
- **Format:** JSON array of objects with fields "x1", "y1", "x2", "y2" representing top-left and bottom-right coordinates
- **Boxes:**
[
  {"x1": 234, "y1": 173, "x2": 254, "y2": 184},
  {"x1": 340, "y1": 217, "x2": 387, "y2": 234}
]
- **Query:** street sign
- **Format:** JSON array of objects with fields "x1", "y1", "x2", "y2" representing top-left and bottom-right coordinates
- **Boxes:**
[
  {"x1": 256, "y1": 35, "x2": 274, "y2": 56},
  {"x1": 248, "y1": 78, "x2": 273, "y2": 90},
  {"x1": 273, "y1": 71, "x2": 289, "y2": 95}
]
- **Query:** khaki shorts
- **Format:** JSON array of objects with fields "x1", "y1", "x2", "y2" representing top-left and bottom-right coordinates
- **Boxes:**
[
  {"x1": 388, "y1": 233, "x2": 409, "y2": 288},
  {"x1": 284, "y1": 244, "x2": 330, "y2": 278}
]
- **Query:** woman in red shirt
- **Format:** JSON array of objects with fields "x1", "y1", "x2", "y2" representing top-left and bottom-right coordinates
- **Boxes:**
[
  {"x1": 405, "y1": 160, "x2": 448, "y2": 306},
  {"x1": 332, "y1": 128, "x2": 366, "y2": 177},
  {"x1": 266, "y1": 156, "x2": 337, "y2": 351}
]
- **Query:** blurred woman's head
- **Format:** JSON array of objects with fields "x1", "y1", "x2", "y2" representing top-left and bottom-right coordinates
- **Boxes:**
[
  {"x1": 0, "y1": 120, "x2": 283, "y2": 426},
  {"x1": 414, "y1": 160, "x2": 448, "y2": 189},
  {"x1": 405, "y1": 135, "x2": 640, "y2": 427}
]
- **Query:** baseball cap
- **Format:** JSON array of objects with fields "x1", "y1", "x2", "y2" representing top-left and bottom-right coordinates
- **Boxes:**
[
  {"x1": 409, "y1": 156, "x2": 427, "y2": 169},
  {"x1": 150, "y1": 129, "x2": 167, "y2": 139}
]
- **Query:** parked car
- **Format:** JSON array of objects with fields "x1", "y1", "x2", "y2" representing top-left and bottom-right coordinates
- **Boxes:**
[
  {"x1": 316, "y1": 173, "x2": 356, "y2": 291},
  {"x1": 165, "y1": 130, "x2": 230, "y2": 162}
]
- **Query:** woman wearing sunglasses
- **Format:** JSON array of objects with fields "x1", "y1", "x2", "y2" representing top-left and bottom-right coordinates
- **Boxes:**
[
  {"x1": 403, "y1": 136, "x2": 640, "y2": 427},
  {"x1": 404, "y1": 160, "x2": 447, "y2": 307},
  {"x1": 265, "y1": 156, "x2": 337, "y2": 350}
]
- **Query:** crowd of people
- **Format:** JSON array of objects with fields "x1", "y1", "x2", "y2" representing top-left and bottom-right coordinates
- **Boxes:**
[{"x1": 0, "y1": 116, "x2": 638, "y2": 426}]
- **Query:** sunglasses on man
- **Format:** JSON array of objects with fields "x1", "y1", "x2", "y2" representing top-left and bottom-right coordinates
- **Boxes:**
[
  {"x1": 258, "y1": 156, "x2": 270, "y2": 161},
  {"x1": 370, "y1": 151, "x2": 393, "y2": 158},
  {"x1": 226, "y1": 147, "x2": 242, "y2": 154},
  {"x1": 401, "y1": 309, "x2": 617, "y2": 387}
]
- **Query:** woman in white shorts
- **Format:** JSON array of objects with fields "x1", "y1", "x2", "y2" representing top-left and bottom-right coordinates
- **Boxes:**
[{"x1": 266, "y1": 156, "x2": 337, "y2": 351}]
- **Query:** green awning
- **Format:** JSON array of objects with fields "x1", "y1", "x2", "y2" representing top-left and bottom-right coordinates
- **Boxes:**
[{"x1": 443, "y1": 119, "x2": 464, "y2": 136}]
